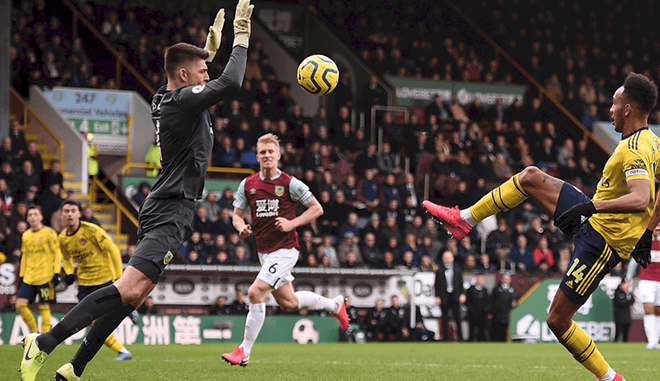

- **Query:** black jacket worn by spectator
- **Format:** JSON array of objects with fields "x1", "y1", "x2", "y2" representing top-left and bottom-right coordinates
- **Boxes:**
[
  {"x1": 613, "y1": 285, "x2": 635, "y2": 325},
  {"x1": 386, "y1": 304, "x2": 406, "y2": 340},
  {"x1": 364, "y1": 307, "x2": 388, "y2": 341},
  {"x1": 149, "y1": 46, "x2": 247, "y2": 201},
  {"x1": 466, "y1": 284, "x2": 490, "y2": 342},
  {"x1": 230, "y1": 300, "x2": 248, "y2": 315},
  {"x1": 435, "y1": 264, "x2": 465, "y2": 341}
]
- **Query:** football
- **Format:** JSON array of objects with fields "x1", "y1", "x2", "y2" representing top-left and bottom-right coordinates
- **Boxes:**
[{"x1": 296, "y1": 54, "x2": 339, "y2": 96}]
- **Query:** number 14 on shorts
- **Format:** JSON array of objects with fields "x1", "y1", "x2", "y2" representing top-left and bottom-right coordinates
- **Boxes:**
[{"x1": 565, "y1": 258, "x2": 587, "y2": 288}]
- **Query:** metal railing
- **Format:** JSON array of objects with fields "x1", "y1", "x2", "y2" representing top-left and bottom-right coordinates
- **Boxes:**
[
  {"x1": 9, "y1": 87, "x2": 64, "y2": 169},
  {"x1": 89, "y1": 177, "x2": 139, "y2": 240}
]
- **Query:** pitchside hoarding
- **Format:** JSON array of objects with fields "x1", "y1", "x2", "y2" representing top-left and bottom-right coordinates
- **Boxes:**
[
  {"x1": 510, "y1": 279, "x2": 615, "y2": 342},
  {"x1": 0, "y1": 314, "x2": 339, "y2": 345},
  {"x1": 386, "y1": 77, "x2": 526, "y2": 108}
]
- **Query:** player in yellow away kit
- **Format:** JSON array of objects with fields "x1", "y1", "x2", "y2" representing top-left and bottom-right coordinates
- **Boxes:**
[
  {"x1": 17, "y1": 205, "x2": 61, "y2": 334},
  {"x1": 423, "y1": 73, "x2": 658, "y2": 381},
  {"x1": 57, "y1": 200, "x2": 133, "y2": 367}
]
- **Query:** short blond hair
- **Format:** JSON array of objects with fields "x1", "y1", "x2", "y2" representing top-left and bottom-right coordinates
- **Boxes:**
[{"x1": 256, "y1": 133, "x2": 280, "y2": 149}]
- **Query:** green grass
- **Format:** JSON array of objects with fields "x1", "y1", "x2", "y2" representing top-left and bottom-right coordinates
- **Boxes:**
[{"x1": 1, "y1": 342, "x2": 658, "y2": 380}]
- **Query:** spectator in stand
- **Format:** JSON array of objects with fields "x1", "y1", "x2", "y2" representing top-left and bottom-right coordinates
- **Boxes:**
[
  {"x1": 132, "y1": 181, "x2": 151, "y2": 207},
  {"x1": 201, "y1": 191, "x2": 221, "y2": 222},
  {"x1": 381, "y1": 173, "x2": 400, "y2": 204},
  {"x1": 213, "y1": 136, "x2": 238, "y2": 167},
  {"x1": 15, "y1": 160, "x2": 39, "y2": 202},
  {"x1": 361, "y1": 76, "x2": 387, "y2": 116},
  {"x1": 435, "y1": 250, "x2": 465, "y2": 342},
  {"x1": 210, "y1": 296, "x2": 232, "y2": 315},
  {"x1": 233, "y1": 246, "x2": 252, "y2": 266},
  {"x1": 319, "y1": 170, "x2": 339, "y2": 198},
  {"x1": 341, "y1": 251, "x2": 364, "y2": 269},
  {"x1": 0, "y1": 178, "x2": 14, "y2": 213},
  {"x1": 187, "y1": 250, "x2": 205, "y2": 265},
  {"x1": 490, "y1": 273, "x2": 517, "y2": 342},
  {"x1": 400, "y1": 233, "x2": 424, "y2": 267},
  {"x1": 449, "y1": 96, "x2": 469, "y2": 123},
  {"x1": 361, "y1": 212, "x2": 382, "y2": 241},
  {"x1": 419, "y1": 255, "x2": 438, "y2": 272},
  {"x1": 321, "y1": 235, "x2": 340, "y2": 268},
  {"x1": 355, "y1": 144, "x2": 379, "y2": 177},
  {"x1": 532, "y1": 236, "x2": 555, "y2": 270},
  {"x1": 9, "y1": 120, "x2": 26, "y2": 156},
  {"x1": 194, "y1": 205, "x2": 215, "y2": 241},
  {"x1": 492, "y1": 152, "x2": 514, "y2": 181},
  {"x1": 39, "y1": 160, "x2": 62, "y2": 194},
  {"x1": 399, "y1": 173, "x2": 420, "y2": 207},
  {"x1": 377, "y1": 142, "x2": 401, "y2": 176},
  {"x1": 0, "y1": 294, "x2": 17, "y2": 313},
  {"x1": 337, "y1": 231, "x2": 362, "y2": 264},
  {"x1": 385, "y1": 295, "x2": 405, "y2": 341},
  {"x1": 341, "y1": 175, "x2": 360, "y2": 209},
  {"x1": 39, "y1": 183, "x2": 63, "y2": 226},
  {"x1": 229, "y1": 289, "x2": 248, "y2": 315},
  {"x1": 425, "y1": 94, "x2": 450, "y2": 122},
  {"x1": 466, "y1": 273, "x2": 489, "y2": 342},
  {"x1": 218, "y1": 187, "x2": 235, "y2": 211},
  {"x1": 466, "y1": 98, "x2": 487, "y2": 122},
  {"x1": 0, "y1": 136, "x2": 17, "y2": 170},
  {"x1": 580, "y1": 104, "x2": 600, "y2": 131},
  {"x1": 358, "y1": 169, "x2": 380, "y2": 212},
  {"x1": 457, "y1": 236, "x2": 478, "y2": 266},
  {"x1": 361, "y1": 232, "x2": 383, "y2": 268},
  {"x1": 487, "y1": 217, "x2": 513, "y2": 263},
  {"x1": 510, "y1": 235, "x2": 535, "y2": 273}
]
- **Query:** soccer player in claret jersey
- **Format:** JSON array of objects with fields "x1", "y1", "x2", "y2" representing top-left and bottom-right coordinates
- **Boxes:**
[
  {"x1": 626, "y1": 243, "x2": 660, "y2": 350},
  {"x1": 222, "y1": 133, "x2": 348, "y2": 367},
  {"x1": 19, "y1": 1, "x2": 251, "y2": 380},
  {"x1": 424, "y1": 73, "x2": 658, "y2": 381}
]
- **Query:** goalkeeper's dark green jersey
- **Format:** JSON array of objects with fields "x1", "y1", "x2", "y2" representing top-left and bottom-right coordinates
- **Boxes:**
[{"x1": 149, "y1": 46, "x2": 247, "y2": 201}]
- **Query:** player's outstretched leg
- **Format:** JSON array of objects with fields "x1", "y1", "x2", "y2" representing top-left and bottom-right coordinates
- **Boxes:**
[
  {"x1": 36, "y1": 284, "x2": 124, "y2": 356},
  {"x1": 20, "y1": 333, "x2": 48, "y2": 381},
  {"x1": 548, "y1": 290, "x2": 626, "y2": 381},
  {"x1": 295, "y1": 291, "x2": 348, "y2": 330},
  {"x1": 423, "y1": 173, "x2": 529, "y2": 239},
  {"x1": 66, "y1": 305, "x2": 135, "y2": 379}
]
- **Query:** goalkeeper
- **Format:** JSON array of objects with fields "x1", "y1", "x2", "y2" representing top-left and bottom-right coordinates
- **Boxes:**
[
  {"x1": 16, "y1": 205, "x2": 61, "y2": 335},
  {"x1": 20, "y1": 1, "x2": 251, "y2": 380}
]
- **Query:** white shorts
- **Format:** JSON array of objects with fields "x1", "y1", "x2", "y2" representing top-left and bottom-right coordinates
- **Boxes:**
[
  {"x1": 638, "y1": 280, "x2": 660, "y2": 305},
  {"x1": 257, "y1": 247, "x2": 298, "y2": 290}
]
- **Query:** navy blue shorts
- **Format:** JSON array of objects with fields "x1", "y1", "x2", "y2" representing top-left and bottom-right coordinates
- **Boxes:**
[
  {"x1": 17, "y1": 281, "x2": 56, "y2": 304},
  {"x1": 555, "y1": 183, "x2": 621, "y2": 305},
  {"x1": 77, "y1": 281, "x2": 113, "y2": 302}
]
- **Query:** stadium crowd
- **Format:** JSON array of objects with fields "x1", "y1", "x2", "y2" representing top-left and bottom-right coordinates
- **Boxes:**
[{"x1": 5, "y1": 0, "x2": 647, "y2": 343}]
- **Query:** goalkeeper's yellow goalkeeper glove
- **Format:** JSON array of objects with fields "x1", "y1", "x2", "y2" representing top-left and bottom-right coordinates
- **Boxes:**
[
  {"x1": 233, "y1": 0, "x2": 254, "y2": 48},
  {"x1": 204, "y1": 8, "x2": 225, "y2": 62}
]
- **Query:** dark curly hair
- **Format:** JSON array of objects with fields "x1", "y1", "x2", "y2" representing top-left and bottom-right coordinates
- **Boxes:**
[{"x1": 623, "y1": 73, "x2": 658, "y2": 114}]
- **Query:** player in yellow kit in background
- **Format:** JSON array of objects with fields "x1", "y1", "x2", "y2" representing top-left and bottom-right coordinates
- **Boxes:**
[
  {"x1": 57, "y1": 200, "x2": 133, "y2": 365},
  {"x1": 16, "y1": 205, "x2": 61, "y2": 334}
]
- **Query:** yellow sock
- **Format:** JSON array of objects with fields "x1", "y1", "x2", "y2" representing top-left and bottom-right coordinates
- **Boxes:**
[
  {"x1": 104, "y1": 333, "x2": 125, "y2": 353},
  {"x1": 38, "y1": 304, "x2": 52, "y2": 332},
  {"x1": 16, "y1": 302, "x2": 38, "y2": 333},
  {"x1": 559, "y1": 321, "x2": 609, "y2": 378},
  {"x1": 469, "y1": 174, "x2": 528, "y2": 222}
]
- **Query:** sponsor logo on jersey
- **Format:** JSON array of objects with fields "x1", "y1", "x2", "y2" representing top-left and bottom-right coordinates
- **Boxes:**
[
  {"x1": 164, "y1": 251, "x2": 173, "y2": 265},
  {"x1": 250, "y1": 188, "x2": 257, "y2": 194},
  {"x1": 79, "y1": 239, "x2": 86, "y2": 246},
  {"x1": 255, "y1": 199, "x2": 279, "y2": 217},
  {"x1": 192, "y1": 84, "x2": 206, "y2": 94},
  {"x1": 38, "y1": 237, "x2": 42, "y2": 242},
  {"x1": 275, "y1": 185, "x2": 284, "y2": 197}
]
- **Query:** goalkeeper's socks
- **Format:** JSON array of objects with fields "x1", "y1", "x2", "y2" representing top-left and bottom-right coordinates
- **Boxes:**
[
  {"x1": 295, "y1": 291, "x2": 338, "y2": 312},
  {"x1": 240, "y1": 303, "x2": 265, "y2": 356},
  {"x1": 71, "y1": 305, "x2": 135, "y2": 377},
  {"x1": 37, "y1": 285, "x2": 123, "y2": 354}
]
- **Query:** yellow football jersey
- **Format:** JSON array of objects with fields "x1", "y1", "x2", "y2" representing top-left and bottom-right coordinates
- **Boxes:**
[
  {"x1": 590, "y1": 127, "x2": 660, "y2": 259},
  {"x1": 59, "y1": 221, "x2": 123, "y2": 286},
  {"x1": 20, "y1": 226, "x2": 61, "y2": 286}
]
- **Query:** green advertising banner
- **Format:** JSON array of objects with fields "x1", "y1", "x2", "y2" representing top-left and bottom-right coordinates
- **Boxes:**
[
  {"x1": 386, "y1": 77, "x2": 525, "y2": 108},
  {"x1": 0, "y1": 314, "x2": 339, "y2": 345},
  {"x1": 123, "y1": 177, "x2": 242, "y2": 202},
  {"x1": 69, "y1": 118, "x2": 128, "y2": 136},
  {"x1": 510, "y1": 279, "x2": 615, "y2": 342}
]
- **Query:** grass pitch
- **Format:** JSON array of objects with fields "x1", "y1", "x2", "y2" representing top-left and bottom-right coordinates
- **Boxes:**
[{"x1": 1, "y1": 342, "x2": 657, "y2": 380}]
